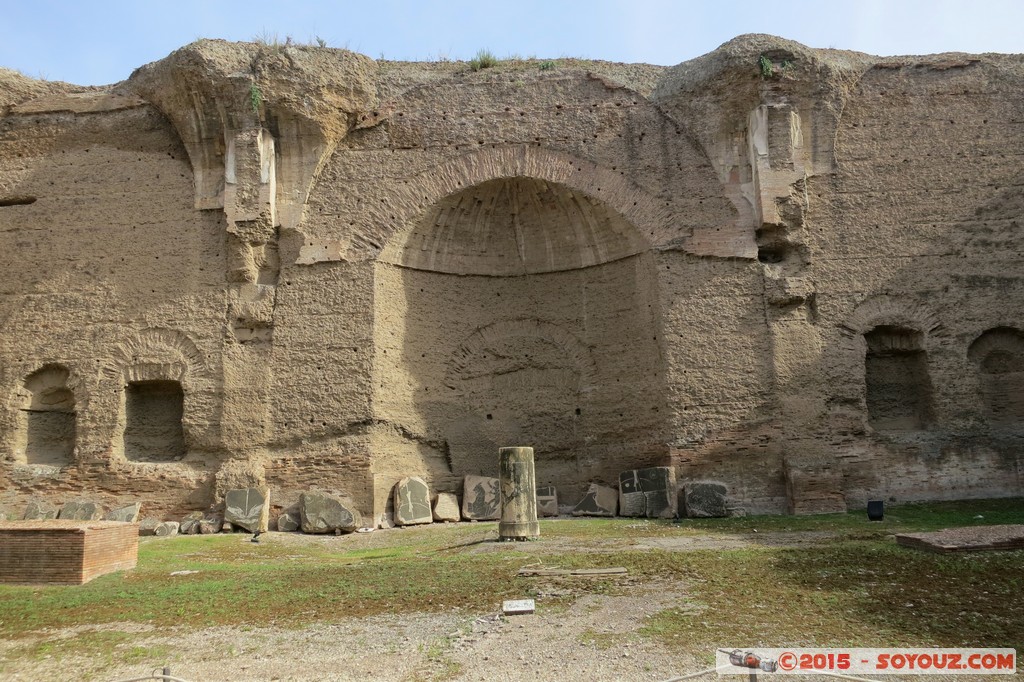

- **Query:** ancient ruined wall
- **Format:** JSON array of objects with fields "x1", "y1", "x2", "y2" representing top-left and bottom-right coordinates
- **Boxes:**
[
  {"x1": 0, "y1": 97, "x2": 226, "y2": 516},
  {"x1": 0, "y1": 36, "x2": 1021, "y2": 521},
  {"x1": 813, "y1": 55, "x2": 1024, "y2": 505}
]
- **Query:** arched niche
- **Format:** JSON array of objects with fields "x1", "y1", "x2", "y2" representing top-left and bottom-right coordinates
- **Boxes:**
[
  {"x1": 15, "y1": 365, "x2": 77, "y2": 466},
  {"x1": 103, "y1": 328, "x2": 209, "y2": 463},
  {"x1": 968, "y1": 327, "x2": 1024, "y2": 426},
  {"x1": 863, "y1": 325, "x2": 934, "y2": 431},
  {"x1": 373, "y1": 170, "x2": 667, "y2": 498}
]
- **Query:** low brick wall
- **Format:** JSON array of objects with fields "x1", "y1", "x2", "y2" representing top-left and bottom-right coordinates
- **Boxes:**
[{"x1": 0, "y1": 520, "x2": 139, "y2": 585}]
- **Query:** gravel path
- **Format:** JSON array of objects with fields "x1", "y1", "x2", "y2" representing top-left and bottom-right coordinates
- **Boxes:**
[{"x1": 1, "y1": 580, "x2": 701, "y2": 682}]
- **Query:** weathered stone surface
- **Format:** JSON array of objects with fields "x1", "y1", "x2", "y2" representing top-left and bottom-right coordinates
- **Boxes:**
[
  {"x1": 199, "y1": 514, "x2": 222, "y2": 534},
  {"x1": 536, "y1": 486, "x2": 558, "y2": 517},
  {"x1": 784, "y1": 457, "x2": 847, "y2": 515},
  {"x1": 224, "y1": 487, "x2": 270, "y2": 532},
  {"x1": 2, "y1": 36, "x2": 1024, "y2": 522},
  {"x1": 619, "y1": 467, "x2": 677, "y2": 519},
  {"x1": 499, "y1": 447, "x2": 540, "y2": 540},
  {"x1": 58, "y1": 499, "x2": 104, "y2": 521},
  {"x1": 461, "y1": 475, "x2": 500, "y2": 521},
  {"x1": 300, "y1": 492, "x2": 362, "y2": 534},
  {"x1": 276, "y1": 510, "x2": 300, "y2": 532},
  {"x1": 103, "y1": 503, "x2": 142, "y2": 523},
  {"x1": 23, "y1": 499, "x2": 58, "y2": 520},
  {"x1": 681, "y1": 482, "x2": 729, "y2": 518},
  {"x1": 432, "y1": 492, "x2": 460, "y2": 522},
  {"x1": 153, "y1": 521, "x2": 179, "y2": 537},
  {"x1": 138, "y1": 518, "x2": 161, "y2": 536},
  {"x1": 179, "y1": 511, "x2": 204, "y2": 534},
  {"x1": 572, "y1": 484, "x2": 619, "y2": 517},
  {"x1": 393, "y1": 477, "x2": 433, "y2": 526}
]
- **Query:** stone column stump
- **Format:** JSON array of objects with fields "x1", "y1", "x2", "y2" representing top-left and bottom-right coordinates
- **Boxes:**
[{"x1": 498, "y1": 446, "x2": 540, "y2": 540}]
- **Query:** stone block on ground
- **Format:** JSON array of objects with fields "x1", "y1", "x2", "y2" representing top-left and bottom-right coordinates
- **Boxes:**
[
  {"x1": 536, "y1": 486, "x2": 558, "y2": 517},
  {"x1": 179, "y1": 511, "x2": 204, "y2": 534},
  {"x1": 432, "y1": 492, "x2": 460, "y2": 522},
  {"x1": 462, "y1": 475, "x2": 500, "y2": 520},
  {"x1": 783, "y1": 456, "x2": 847, "y2": 515},
  {"x1": 138, "y1": 518, "x2": 161, "y2": 536},
  {"x1": 276, "y1": 510, "x2": 300, "y2": 532},
  {"x1": 58, "y1": 499, "x2": 104, "y2": 521},
  {"x1": 199, "y1": 513, "x2": 223, "y2": 534},
  {"x1": 23, "y1": 499, "x2": 58, "y2": 520},
  {"x1": 103, "y1": 503, "x2": 142, "y2": 523},
  {"x1": 572, "y1": 483, "x2": 618, "y2": 517},
  {"x1": 681, "y1": 482, "x2": 729, "y2": 518},
  {"x1": 619, "y1": 467, "x2": 677, "y2": 519},
  {"x1": 224, "y1": 487, "x2": 270, "y2": 532},
  {"x1": 300, "y1": 491, "x2": 362, "y2": 534},
  {"x1": 393, "y1": 476, "x2": 433, "y2": 526},
  {"x1": 154, "y1": 521, "x2": 179, "y2": 537}
]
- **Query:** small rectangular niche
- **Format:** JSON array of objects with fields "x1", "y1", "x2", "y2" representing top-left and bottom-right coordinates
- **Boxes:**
[
  {"x1": 123, "y1": 380, "x2": 186, "y2": 462},
  {"x1": 865, "y1": 326, "x2": 934, "y2": 431}
]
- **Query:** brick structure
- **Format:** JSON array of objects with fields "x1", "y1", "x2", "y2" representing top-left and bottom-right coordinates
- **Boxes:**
[{"x1": 0, "y1": 521, "x2": 139, "y2": 585}]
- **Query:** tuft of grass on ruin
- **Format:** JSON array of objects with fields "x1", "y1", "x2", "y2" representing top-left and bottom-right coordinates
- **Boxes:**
[{"x1": 467, "y1": 49, "x2": 499, "y2": 71}]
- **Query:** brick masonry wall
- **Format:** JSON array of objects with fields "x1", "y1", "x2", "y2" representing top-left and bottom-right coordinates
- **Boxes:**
[{"x1": 0, "y1": 521, "x2": 138, "y2": 585}]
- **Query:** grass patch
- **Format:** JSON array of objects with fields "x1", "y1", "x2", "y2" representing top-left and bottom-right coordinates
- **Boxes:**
[
  {"x1": 0, "y1": 498, "x2": 1021, "y2": 660},
  {"x1": 578, "y1": 627, "x2": 624, "y2": 650},
  {"x1": 3, "y1": 629, "x2": 172, "y2": 671},
  {"x1": 641, "y1": 542, "x2": 1024, "y2": 652},
  {"x1": 468, "y1": 49, "x2": 498, "y2": 71}
]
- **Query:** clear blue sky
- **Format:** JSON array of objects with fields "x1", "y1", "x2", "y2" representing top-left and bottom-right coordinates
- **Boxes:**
[{"x1": 2, "y1": 0, "x2": 1022, "y2": 85}]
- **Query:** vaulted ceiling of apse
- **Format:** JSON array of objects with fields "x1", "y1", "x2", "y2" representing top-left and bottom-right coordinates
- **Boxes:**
[{"x1": 379, "y1": 176, "x2": 648, "y2": 276}]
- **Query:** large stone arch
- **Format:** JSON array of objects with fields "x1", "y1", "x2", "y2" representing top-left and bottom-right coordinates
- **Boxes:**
[
  {"x1": 372, "y1": 159, "x2": 669, "y2": 502},
  {"x1": 376, "y1": 145, "x2": 674, "y2": 263}
]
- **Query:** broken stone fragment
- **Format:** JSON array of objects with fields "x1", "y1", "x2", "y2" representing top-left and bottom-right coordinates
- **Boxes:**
[
  {"x1": 138, "y1": 518, "x2": 161, "y2": 536},
  {"x1": 299, "y1": 491, "x2": 362, "y2": 534},
  {"x1": 461, "y1": 475, "x2": 500, "y2": 520},
  {"x1": 393, "y1": 476, "x2": 433, "y2": 526},
  {"x1": 199, "y1": 513, "x2": 223, "y2": 534},
  {"x1": 179, "y1": 511, "x2": 204, "y2": 534},
  {"x1": 103, "y1": 503, "x2": 142, "y2": 523},
  {"x1": 572, "y1": 483, "x2": 618, "y2": 517},
  {"x1": 23, "y1": 498, "x2": 58, "y2": 520},
  {"x1": 58, "y1": 499, "x2": 104, "y2": 521},
  {"x1": 536, "y1": 486, "x2": 559, "y2": 518},
  {"x1": 154, "y1": 521, "x2": 179, "y2": 537},
  {"x1": 681, "y1": 482, "x2": 729, "y2": 518},
  {"x1": 432, "y1": 492, "x2": 460, "y2": 522},
  {"x1": 224, "y1": 487, "x2": 270, "y2": 533},
  {"x1": 619, "y1": 467, "x2": 677, "y2": 519},
  {"x1": 276, "y1": 510, "x2": 300, "y2": 532}
]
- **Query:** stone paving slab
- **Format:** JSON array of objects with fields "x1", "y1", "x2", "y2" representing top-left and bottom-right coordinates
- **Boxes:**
[{"x1": 895, "y1": 524, "x2": 1024, "y2": 553}]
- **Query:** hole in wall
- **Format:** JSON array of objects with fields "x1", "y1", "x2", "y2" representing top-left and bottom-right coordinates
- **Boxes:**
[
  {"x1": 0, "y1": 195, "x2": 37, "y2": 207},
  {"x1": 864, "y1": 326, "x2": 934, "y2": 431},
  {"x1": 20, "y1": 366, "x2": 75, "y2": 466},
  {"x1": 123, "y1": 380, "x2": 186, "y2": 462}
]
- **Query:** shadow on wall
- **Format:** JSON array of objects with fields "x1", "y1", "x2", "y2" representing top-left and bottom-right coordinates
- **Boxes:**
[{"x1": 372, "y1": 174, "x2": 668, "y2": 505}]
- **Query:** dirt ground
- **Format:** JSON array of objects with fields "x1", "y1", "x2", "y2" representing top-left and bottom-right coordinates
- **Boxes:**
[
  {"x1": 13, "y1": 580, "x2": 700, "y2": 682},
  {"x1": 0, "y1": 524, "x2": 749, "y2": 682}
]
